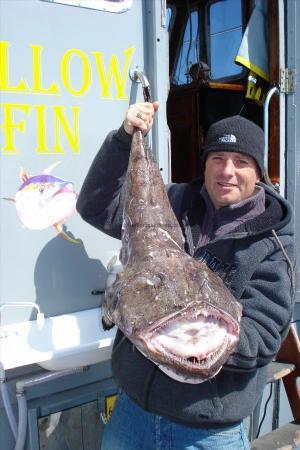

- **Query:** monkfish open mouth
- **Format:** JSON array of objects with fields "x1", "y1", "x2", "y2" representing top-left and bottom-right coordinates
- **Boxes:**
[{"x1": 137, "y1": 306, "x2": 240, "y2": 374}]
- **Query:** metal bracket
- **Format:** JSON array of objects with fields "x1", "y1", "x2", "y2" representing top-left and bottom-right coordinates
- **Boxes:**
[
  {"x1": 129, "y1": 65, "x2": 151, "y2": 102},
  {"x1": 129, "y1": 65, "x2": 150, "y2": 88},
  {"x1": 279, "y1": 68, "x2": 295, "y2": 93}
]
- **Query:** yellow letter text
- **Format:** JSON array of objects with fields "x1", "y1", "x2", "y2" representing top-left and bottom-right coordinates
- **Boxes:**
[
  {"x1": 93, "y1": 47, "x2": 134, "y2": 99},
  {"x1": 0, "y1": 103, "x2": 31, "y2": 154}
]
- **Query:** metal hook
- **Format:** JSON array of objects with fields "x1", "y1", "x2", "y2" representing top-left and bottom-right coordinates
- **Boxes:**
[{"x1": 129, "y1": 65, "x2": 151, "y2": 102}]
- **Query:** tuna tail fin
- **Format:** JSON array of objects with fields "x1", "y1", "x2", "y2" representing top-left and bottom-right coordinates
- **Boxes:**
[
  {"x1": 53, "y1": 223, "x2": 81, "y2": 244},
  {"x1": 1, "y1": 197, "x2": 15, "y2": 202}
]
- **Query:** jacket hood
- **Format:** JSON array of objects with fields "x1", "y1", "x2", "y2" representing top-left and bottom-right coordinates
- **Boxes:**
[
  {"x1": 248, "y1": 182, "x2": 294, "y2": 237},
  {"x1": 187, "y1": 178, "x2": 294, "y2": 239}
]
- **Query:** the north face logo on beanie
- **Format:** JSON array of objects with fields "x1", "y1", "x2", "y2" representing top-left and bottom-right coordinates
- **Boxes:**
[{"x1": 217, "y1": 134, "x2": 237, "y2": 144}]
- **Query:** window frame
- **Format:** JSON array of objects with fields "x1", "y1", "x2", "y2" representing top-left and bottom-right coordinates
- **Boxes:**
[
  {"x1": 205, "y1": 0, "x2": 247, "y2": 82},
  {"x1": 171, "y1": 6, "x2": 201, "y2": 85},
  {"x1": 166, "y1": 4, "x2": 176, "y2": 34}
]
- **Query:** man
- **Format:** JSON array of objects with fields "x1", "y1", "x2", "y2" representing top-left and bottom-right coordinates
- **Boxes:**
[{"x1": 76, "y1": 102, "x2": 296, "y2": 450}]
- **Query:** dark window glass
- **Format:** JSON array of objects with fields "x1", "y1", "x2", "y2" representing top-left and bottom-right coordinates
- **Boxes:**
[{"x1": 208, "y1": 0, "x2": 243, "y2": 80}]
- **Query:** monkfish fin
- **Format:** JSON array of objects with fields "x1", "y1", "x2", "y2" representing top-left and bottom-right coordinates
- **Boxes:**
[
  {"x1": 102, "y1": 315, "x2": 115, "y2": 331},
  {"x1": 53, "y1": 223, "x2": 81, "y2": 244}
]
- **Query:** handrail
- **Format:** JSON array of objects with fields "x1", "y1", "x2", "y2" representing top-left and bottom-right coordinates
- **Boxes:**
[{"x1": 263, "y1": 86, "x2": 280, "y2": 187}]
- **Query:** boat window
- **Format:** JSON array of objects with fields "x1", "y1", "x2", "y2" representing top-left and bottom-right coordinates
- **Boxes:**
[
  {"x1": 166, "y1": 6, "x2": 175, "y2": 33},
  {"x1": 41, "y1": 0, "x2": 133, "y2": 13},
  {"x1": 173, "y1": 9, "x2": 200, "y2": 85},
  {"x1": 207, "y1": 0, "x2": 243, "y2": 80}
]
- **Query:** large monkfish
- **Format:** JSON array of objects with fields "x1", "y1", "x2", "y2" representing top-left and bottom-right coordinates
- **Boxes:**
[{"x1": 102, "y1": 130, "x2": 242, "y2": 383}]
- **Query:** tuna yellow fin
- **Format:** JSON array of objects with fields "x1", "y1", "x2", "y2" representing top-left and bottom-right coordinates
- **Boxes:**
[
  {"x1": 54, "y1": 223, "x2": 80, "y2": 244},
  {"x1": 43, "y1": 161, "x2": 62, "y2": 174}
]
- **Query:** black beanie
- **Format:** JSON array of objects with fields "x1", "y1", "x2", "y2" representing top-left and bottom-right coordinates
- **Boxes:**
[{"x1": 201, "y1": 115, "x2": 264, "y2": 175}]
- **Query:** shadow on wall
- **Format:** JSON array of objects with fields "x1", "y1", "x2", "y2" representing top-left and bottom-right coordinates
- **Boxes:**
[{"x1": 33, "y1": 227, "x2": 107, "y2": 318}]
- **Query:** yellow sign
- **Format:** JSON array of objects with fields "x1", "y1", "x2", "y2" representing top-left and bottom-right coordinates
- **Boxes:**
[
  {"x1": 0, "y1": 42, "x2": 134, "y2": 98},
  {"x1": 0, "y1": 42, "x2": 135, "y2": 155},
  {"x1": 105, "y1": 394, "x2": 118, "y2": 422}
]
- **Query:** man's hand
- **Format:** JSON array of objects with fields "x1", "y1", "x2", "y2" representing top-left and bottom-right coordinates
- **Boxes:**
[{"x1": 123, "y1": 101, "x2": 159, "y2": 135}]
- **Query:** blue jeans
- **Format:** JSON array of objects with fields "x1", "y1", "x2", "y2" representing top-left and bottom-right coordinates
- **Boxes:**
[{"x1": 101, "y1": 393, "x2": 250, "y2": 450}]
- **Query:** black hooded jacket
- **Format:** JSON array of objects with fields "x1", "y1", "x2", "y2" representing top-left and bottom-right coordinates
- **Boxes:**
[{"x1": 76, "y1": 126, "x2": 296, "y2": 426}]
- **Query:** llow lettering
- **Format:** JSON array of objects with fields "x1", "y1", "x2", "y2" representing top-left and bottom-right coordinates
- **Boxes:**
[
  {"x1": 0, "y1": 42, "x2": 29, "y2": 93},
  {"x1": 31, "y1": 44, "x2": 60, "y2": 94},
  {"x1": 61, "y1": 49, "x2": 91, "y2": 96},
  {"x1": 0, "y1": 41, "x2": 134, "y2": 99},
  {"x1": 93, "y1": 46, "x2": 134, "y2": 99}
]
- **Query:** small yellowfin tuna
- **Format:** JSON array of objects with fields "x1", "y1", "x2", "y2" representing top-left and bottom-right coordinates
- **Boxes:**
[{"x1": 3, "y1": 162, "x2": 79, "y2": 244}]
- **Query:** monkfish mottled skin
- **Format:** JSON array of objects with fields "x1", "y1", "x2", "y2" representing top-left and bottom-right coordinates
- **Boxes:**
[{"x1": 102, "y1": 130, "x2": 242, "y2": 383}]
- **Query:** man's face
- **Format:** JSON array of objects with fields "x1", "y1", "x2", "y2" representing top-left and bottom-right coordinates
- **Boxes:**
[{"x1": 204, "y1": 151, "x2": 260, "y2": 209}]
